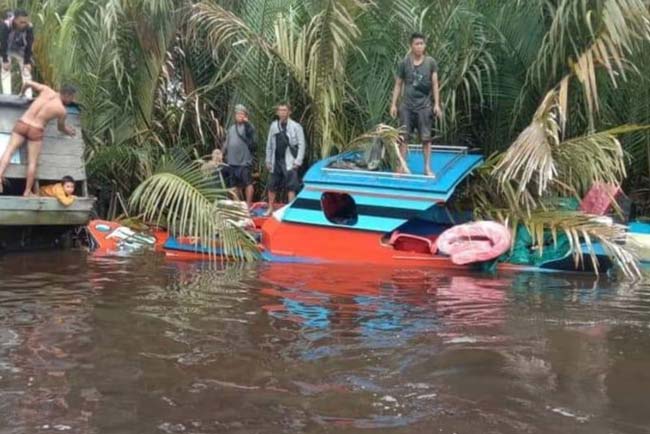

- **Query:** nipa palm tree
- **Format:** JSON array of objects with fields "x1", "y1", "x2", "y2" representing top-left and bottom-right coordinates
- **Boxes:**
[{"x1": 9, "y1": 0, "x2": 650, "y2": 272}]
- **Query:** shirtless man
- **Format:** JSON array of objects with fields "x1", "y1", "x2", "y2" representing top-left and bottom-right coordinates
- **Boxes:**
[{"x1": 0, "y1": 81, "x2": 76, "y2": 195}]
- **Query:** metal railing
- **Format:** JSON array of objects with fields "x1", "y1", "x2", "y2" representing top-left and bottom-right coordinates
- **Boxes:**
[{"x1": 322, "y1": 145, "x2": 472, "y2": 181}]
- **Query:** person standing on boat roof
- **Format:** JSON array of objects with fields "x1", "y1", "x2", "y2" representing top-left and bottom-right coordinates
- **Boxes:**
[
  {"x1": 223, "y1": 104, "x2": 256, "y2": 207},
  {"x1": 265, "y1": 102, "x2": 306, "y2": 212},
  {"x1": 0, "y1": 81, "x2": 76, "y2": 195},
  {"x1": 390, "y1": 32, "x2": 442, "y2": 177},
  {"x1": 0, "y1": 9, "x2": 34, "y2": 98}
]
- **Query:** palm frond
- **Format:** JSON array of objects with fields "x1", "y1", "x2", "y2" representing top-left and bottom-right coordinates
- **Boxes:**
[
  {"x1": 129, "y1": 157, "x2": 260, "y2": 262},
  {"x1": 190, "y1": 1, "x2": 275, "y2": 58},
  {"x1": 348, "y1": 124, "x2": 408, "y2": 173},
  {"x1": 493, "y1": 81, "x2": 647, "y2": 210},
  {"x1": 492, "y1": 88, "x2": 563, "y2": 200},
  {"x1": 570, "y1": 0, "x2": 650, "y2": 126},
  {"x1": 192, "y1": 0, "x2": 367, "y2": 157},
  {"x1": 553, "y1": 125, "x2": 645, "y2": 194},
  {"x1": 483, "y1": 209, "x2": 640, "y2": 279},
  {"x1": 527, "y1": 0, "x2": 650, "y2": 127},
  {"x1": 431, "y1": 3, "x2": 496, "y2": 136},
  {"x1": 279, "y1": 0, "x2": 368, "y2": 156}
]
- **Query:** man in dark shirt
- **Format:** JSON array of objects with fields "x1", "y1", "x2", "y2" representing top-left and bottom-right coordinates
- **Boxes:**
[
  {"x1": 0, "y1": 9, "x2": 34, "y2": 98},
  {"x1": 390, "y1": 32, "x2": 442, "y2": 177},
  {"x1": 223, "y1": 104, "x2": 256, "y2": 207}
]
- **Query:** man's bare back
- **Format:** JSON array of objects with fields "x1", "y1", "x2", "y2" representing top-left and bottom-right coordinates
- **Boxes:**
[{"x1": 21, "y1": 86, "x2": 66, "y2": 129}]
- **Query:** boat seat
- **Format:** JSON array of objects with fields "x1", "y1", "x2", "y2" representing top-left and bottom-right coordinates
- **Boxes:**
[{"x1": 388, "y1": 231, "x2": 438, "y2": 254}]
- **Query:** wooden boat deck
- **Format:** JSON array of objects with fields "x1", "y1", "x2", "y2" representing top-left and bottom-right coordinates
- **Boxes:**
[{"x1": 0, "y1": 196, "x2": 95, "y2": 225}]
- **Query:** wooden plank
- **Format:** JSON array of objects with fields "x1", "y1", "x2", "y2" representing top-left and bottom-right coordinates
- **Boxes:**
[
  {"x1": 0, "y1": 209, "x2": 92, "y2": 225},
  {"x1": 1, "y1": 136, "x2": 84, "y2": 156},
  {"x1": 0, "y1": 196, "x2": 95, "y2": 226},
  {"x1": 4, "y1": 139, "x2": 87, "y2": 180},
  {"x1": 7, "y1": 159, "x2": 86, "y2": 171},
  {"x1": 35, "y1": 153, "x2": 85, "y2": 167},
  {"x1": 0, "y1": 196, "x2": 94, "y2": 211},
  {"x1": 0, "y1": 94, "x2": 82, "y2": 138},
  {"x1": 0, "y1": 96, "x2": 88, "y2": 182},
  {"x1": 0, "y1": 94, "x2": 31, "y2": 109},
  {"x1": 0, "y1": 116, "x2": 82, "y2": 138},
  {"x1": 0, "y1": 114, "x2": 22, "y2": 132},
  {"x1": 42, "y1": 116, "x2": 81, "y2": 138},
  {"x1": 1, "y1": 135, "x2": 85, "y2": 158},
  {"x1": 5, "y1": 164, "x2": 86, "y2": 180},
  {"x1": 40, "y1": 139, "x2": 85, "y2": 156}
]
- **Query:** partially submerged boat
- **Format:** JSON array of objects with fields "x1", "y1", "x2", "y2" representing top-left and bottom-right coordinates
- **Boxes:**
[
  {"x1": 258, "y1": 145, "x2": 623, "y2": 272},
  {"x1": 88, "y1": 145, "x2": 649, "y2": 274}
]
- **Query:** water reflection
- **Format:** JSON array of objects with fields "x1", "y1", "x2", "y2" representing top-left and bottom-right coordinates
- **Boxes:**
[
  {"x1": 0, "y1": 253, "x2": 649, "y2": 433},
  {"x1": 258, "y1": 265, "x2": 510, "y2": 360}
]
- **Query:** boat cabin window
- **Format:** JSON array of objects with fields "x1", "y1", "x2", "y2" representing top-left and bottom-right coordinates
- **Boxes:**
[{"x1": 321, "y1": 192, "x2": 358, "y2": 226}]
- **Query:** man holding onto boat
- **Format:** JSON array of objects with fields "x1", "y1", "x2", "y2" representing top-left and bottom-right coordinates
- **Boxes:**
[
  {"x1": 0, "y1": 80, "x2": 76, "y2": 195},
  {"x1": 265, "y1": 102, "x2": 306, "y2": 211},
  {"x1": 390, "y1": 32, "x2": 442, "y2": 177},
  {"x1": 223, "y1": 104, "x2": 256, "y2": 207},
  {"x1": 0, "y1": 9, "x2": 34, "y2": 98}
]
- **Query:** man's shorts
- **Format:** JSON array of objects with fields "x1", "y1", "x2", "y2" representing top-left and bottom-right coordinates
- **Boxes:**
[
  {"x1": 228, "y1": 165, "x2": 253, "y2": 188},
  {"x1": 268, "y1": 168, "x2": 301, "y2": 193},
  {"x1": 399, "y1": 105, "x2": 433, "y2": 143},
  {"x1": 13, "y1": 120, "x2": 44, "y2": 142}
]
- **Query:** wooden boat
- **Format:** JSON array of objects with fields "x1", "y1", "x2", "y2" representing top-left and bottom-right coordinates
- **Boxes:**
[{"x1": 0, "y1": 95, "x2": 95, "y2": 251}]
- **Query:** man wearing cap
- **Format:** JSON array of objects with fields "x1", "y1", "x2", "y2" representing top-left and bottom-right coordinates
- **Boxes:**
[{"x1": 223, "y1": 104, "x2": 256, "y2": 207}]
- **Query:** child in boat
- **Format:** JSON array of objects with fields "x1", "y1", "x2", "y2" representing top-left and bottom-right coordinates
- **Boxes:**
[
  {"x1": 39, "y1": 175, "x2": 76, "y2": 206},
  {"x1": 202, "y1": 148, "x2": 230, "y2": 187}
]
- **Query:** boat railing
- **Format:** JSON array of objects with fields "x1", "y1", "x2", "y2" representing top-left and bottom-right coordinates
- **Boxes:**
[
  {"x1": 322, "y1": 144, "x2": 472, "y2": 181},
  {"x1": 406, "y1": 144, "x2": 470, "y2": 153},
  {"x1": 321, "y1": 167, "x2": 435, "y2": 181},
  {"x1": 408, "y1": 144, "x2": 469, "y2": 179}
]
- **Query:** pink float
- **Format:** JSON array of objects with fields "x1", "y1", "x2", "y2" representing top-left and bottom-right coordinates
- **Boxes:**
[{"x1": 436, "y1": 221, "x2": 512, "y2": 265}]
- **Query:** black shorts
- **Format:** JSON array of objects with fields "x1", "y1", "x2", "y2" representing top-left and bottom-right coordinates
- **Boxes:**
[
  {"x1": 399, "y1": 105, "x2": 434, "y2": 142},
  {"x1": 268, "y1": 168, "x2": 301, "y2": 193},
  {"x1": 228, "y1": 165, "x2": 253, "y2": 188}
]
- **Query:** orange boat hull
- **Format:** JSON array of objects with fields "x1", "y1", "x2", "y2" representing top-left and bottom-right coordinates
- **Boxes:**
[{"x1": 261, "y1": 217, "x2": 468, "y2": 268}]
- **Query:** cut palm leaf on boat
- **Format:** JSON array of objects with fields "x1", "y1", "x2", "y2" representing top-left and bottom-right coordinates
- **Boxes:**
[{"x1": 129, "y1": 156, "x2": 260, "y2": 262}]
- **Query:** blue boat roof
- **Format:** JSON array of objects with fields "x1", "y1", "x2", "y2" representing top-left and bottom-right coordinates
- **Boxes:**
[
  {"x1": 281, "y1": 145, "x2": 484, "y2": 233},
  {"x1": 303, "y1": 145, "x2": 483, "y2": 200}
]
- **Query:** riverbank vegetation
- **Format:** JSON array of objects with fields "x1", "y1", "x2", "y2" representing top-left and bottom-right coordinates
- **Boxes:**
[{"x1": 3, "y1": 0, "x2": 650, "y2": 270}]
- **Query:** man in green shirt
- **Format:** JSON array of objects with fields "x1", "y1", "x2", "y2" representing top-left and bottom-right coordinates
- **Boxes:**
[{"x1": 390, "y1": 32, "x2": 442, "y2": 177}]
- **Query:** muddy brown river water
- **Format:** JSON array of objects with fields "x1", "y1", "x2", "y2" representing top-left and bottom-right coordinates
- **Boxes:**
[{"x1": 1, "y1": 251, "x2": 649, "y2": 433}]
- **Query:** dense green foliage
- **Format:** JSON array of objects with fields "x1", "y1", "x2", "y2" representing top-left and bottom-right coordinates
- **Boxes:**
[
  {"x1": 2, "y1": 0, "x2": 648, "y2": 198},
  {"x1": 2, "y1": 0, "x2": 649, "y2": 271}
]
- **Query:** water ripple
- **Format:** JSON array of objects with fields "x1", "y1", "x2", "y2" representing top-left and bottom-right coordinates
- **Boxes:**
[{"x1": 0, "y1": 253, "x2": 649, "y2": 433}]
